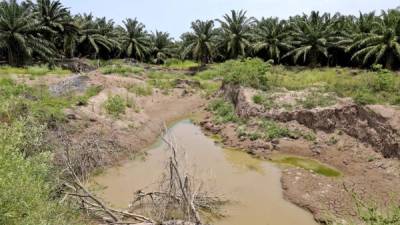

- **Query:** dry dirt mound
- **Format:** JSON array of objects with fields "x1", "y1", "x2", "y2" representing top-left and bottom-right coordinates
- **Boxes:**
[
  {"x1": 48, "y1": 74, "x2": 89, "y2": 96},
  {"x1": 220, "y1": 84, "x2": 400, "y2": 158}
]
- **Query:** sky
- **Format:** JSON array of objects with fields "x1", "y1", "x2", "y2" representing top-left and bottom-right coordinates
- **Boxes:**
[{"x1": 60, "y1": 0, "x2": 400, "y2": 39}]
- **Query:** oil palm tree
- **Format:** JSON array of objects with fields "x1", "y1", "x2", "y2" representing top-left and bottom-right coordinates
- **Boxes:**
[
  {"x1": 150, "y1": 31, "x2": 175, "y2": 64},
  {"x1": 335, "y1": 12, "x2": 377, "y2": 66},
  {"x1": 33, "y1": 0, "x2": 80, "y2": 57},
  {"x1": 348, "y1": 10, "x2": 400, "y2": 69},
  {"x1": 181, "y1": 20, "x2": 218, "y2": 65},
  {"x1": 283, "y1": 11, "x2": 336, "y2": 66},
  {"x1": 0, "y1": 0, "x2": 56, "y2": 66},
  {"x1": 252, "y1": 18, "x2": 293, "y2": 63},
  {"x1": 217, "y1": 10, "x2": 255, "y2": 59},
  {"x1": 75, "y1": 14, "x2": 115, "y2": 58},
  {"x1": 120, "y1": 18, "x2": 151, "y2": 61}
]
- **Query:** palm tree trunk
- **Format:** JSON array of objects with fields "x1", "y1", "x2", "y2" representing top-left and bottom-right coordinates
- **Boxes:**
[{"x1": 385, "y1": 53, "x2": 394, "y2": 70}]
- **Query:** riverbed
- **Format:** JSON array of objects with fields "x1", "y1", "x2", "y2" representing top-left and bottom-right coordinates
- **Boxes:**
[{"x1": 91, "y1": 120, "x2": 317, "y2": 225}]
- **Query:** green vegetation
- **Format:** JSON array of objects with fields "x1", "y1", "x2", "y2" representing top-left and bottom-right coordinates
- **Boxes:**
[
  {"x1": 0, "y1": 78, "x2": 82, "y2": 225},
  {"x1": 297, "y1": 91, "x2": 337, "y2": 109},
  {"x1": 272, "y1": 155, "x2": 341, "y2": 177},
  {"x1": 236, "y1": 119, "x2": 313, "y2": 141},
  {"x1": 0, "y1": 66, "x2": 70, "y2": 76},
  {"x1": 208, "y1": 99, "x2": 239, "y2": 123},
  {"x1": 103, "y1": 95, "x2": 127, "y2": 117},
  {"x1": 164, "y1": 59, "x2": 199, "y2": 69},
  {"x1": 268, "y1": 67, "x2": 400, "y2": 105},
  {"x1": 197, "y1": 58, "x2": 270, "y2": 89},
  {"x1": 252, "y1": 93, "x2": 279, "y2": 110},
  {"x1": 2, "y1": 0, "x2": 400, "y2": 71},
  {"x1": 100, "y1": 64, "x2": 144, "y2": 75},
  {"x1": 128, "y1": 84, "x2": 153, "y2": 96},
  {"x1": 76, "y1": 85, "x2": 104, "y2": 106}
]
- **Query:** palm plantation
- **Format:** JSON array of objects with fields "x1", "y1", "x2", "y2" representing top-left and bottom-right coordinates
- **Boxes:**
[{"x1": 1, "y1": 0, "x2": 400, "y2": 69}]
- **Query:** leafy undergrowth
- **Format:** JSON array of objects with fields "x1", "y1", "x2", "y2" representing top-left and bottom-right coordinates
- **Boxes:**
[
  {"x1": 0, "y1": 78, "x2": 83, "y2": 225},
  {"x1": 0, "y1": 65, "x2": 70, "y2": 77},
  {"x1": 271, "y1": 155, "x2": 341, "y2": 177}
]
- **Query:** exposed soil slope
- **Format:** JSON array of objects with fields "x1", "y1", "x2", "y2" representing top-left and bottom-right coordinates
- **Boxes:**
[{"x1": 201, "y1": 84, "x2": 400, "y2": 223}]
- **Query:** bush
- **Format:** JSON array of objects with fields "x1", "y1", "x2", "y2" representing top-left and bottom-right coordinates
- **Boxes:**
[
  {"x1": 0, "y1": 121, "x2": 80, "y2": 225},
  {"x1": 221, "y1": 58, "x2": 270, "y2": 90},
  {"x1": 103, "y1": 95, "x2": 126, "y2": 117}
]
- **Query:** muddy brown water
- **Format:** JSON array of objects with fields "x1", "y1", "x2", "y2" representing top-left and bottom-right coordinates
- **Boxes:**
[{"x1": 91, "y1": 120, "x2": 318, "y2": 225}]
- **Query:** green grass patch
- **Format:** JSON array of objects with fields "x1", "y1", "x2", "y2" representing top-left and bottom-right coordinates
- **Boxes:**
[
  {"x1": 164, "y1": 58, "x2": 199, "y2": 69},
  {"x1": 297, "y1": 91, "x2": 337, "y2": 109},
  {"x1": 272, "y1": 155, "x2": 341, "y2": 177},
  {"x1": 268, "y1": 67, "x2": 400, "y2": 106},
  {"x1": 0, "y1": 65, "x2": 70, "y2": 76},
  {"x1": 128, "y1": 84, "x2": 153, "y2": 96},
  {"x1": 100, "y1": 64, "x2": 144, "y2": 75}
]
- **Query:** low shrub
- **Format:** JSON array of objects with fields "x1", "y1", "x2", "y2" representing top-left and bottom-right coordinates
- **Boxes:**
[
  {"x1": 103, "y1": 95, "x2": 126, "y2": 117},
  {"x1": 220, "y1": 58, "x2": 270, "y2": 90}
]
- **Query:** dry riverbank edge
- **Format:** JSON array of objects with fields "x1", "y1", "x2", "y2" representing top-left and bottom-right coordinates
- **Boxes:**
[{"x1": 199, "y1": 84, "x2": 400, "y2": 224}]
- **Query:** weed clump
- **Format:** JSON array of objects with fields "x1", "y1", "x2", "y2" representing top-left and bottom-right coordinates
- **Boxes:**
[
  {"x1": 208, "y1": 98, "x2": 239, "y2": 123},
  {"x1": 103, "y1": 95, "x2": 126, "y2": 117}
]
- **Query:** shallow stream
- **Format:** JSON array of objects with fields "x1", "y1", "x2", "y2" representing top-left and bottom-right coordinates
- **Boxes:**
[{"x1": 91, "y1": 120, "x2": 318, "y2": 225}]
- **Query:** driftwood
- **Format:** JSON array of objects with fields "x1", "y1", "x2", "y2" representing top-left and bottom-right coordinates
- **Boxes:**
[
  {"x1": 58, "y1": 121, "x2": 224, "y2": 225},
  {"x1": 129, "y1": 124, "x2": 226, "y2": 224}
]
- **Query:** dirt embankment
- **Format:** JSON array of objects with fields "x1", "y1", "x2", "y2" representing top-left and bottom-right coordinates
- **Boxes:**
[
  {"x1": 44, "y1": 72, "x2": 205, "y2": 177},
  {"x1": 221, "y1": 83, "x2": 400, "y2": 159},
  {"x1": 201, "y1": 84, "x2": 400, "y2": 223}
]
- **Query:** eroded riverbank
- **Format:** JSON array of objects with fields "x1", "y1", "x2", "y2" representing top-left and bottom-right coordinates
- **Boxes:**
[{"x1": 90, "y1": 120, "x2": 318, "y2": 225}]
